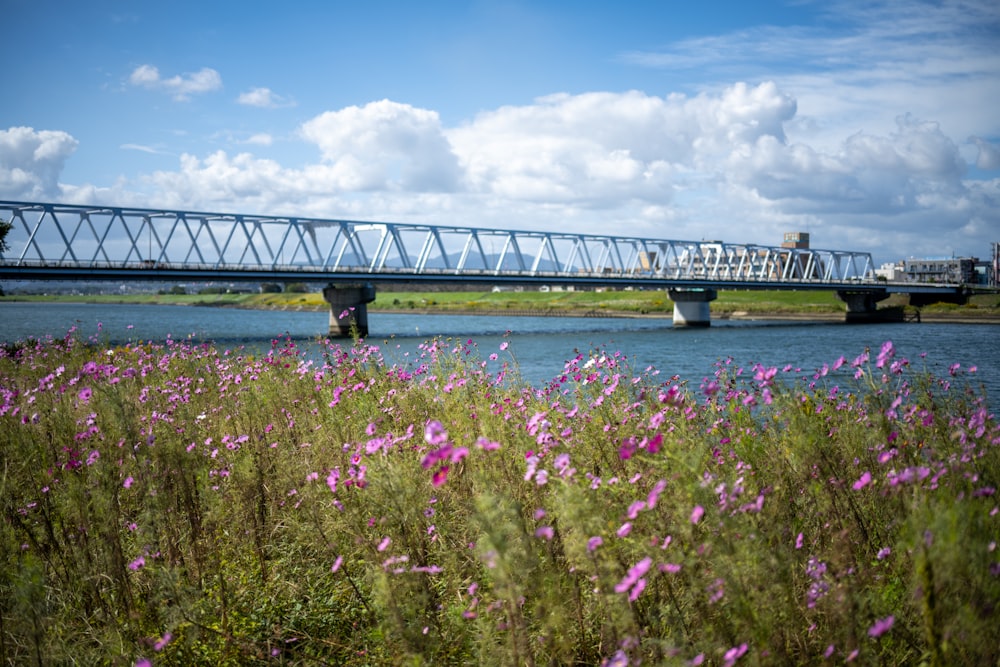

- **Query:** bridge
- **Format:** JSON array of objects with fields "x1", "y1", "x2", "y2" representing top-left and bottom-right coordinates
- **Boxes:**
[{"x1": 0, "y1": 200, "x2": 966, "y2": 334}]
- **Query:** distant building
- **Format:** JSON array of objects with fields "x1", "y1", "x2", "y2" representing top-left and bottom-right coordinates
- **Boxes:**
[
  {"x1": 993, "y1": 242, "x2": 1000, "y2": 287},
  {"x1": 903, "y1": 257, "x2": 978, "y2": 284},
  {"x1": 781, "y1": 232, "x2": 810, "y2": 249},
  {"x1": 875, "y1": 262, "x2": 904, "y2": 281}
]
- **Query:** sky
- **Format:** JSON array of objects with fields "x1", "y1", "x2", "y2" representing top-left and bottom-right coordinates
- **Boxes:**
[{"x1": 2, "y1": 0, "x2": 998, "y2": 267}]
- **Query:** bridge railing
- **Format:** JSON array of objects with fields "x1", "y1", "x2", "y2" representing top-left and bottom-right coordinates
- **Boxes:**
[{"x1": 0, "y1": 200, "x2": 876, "y2": 285}]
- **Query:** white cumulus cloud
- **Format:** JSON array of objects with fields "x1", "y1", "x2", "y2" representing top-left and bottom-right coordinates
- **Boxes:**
[
  {"x1": 300, "y1": 100, "x2": 461, "y2": 192},
  {"x1": 0, "y1": 126, "x2": 79, "y2": 199},
  {"x1": 6, "y1": 77, "x2": 997, "y2": 262},
  {"x1": 237, "y1": 87, "x2": 293, "y2": 108},
  {"x1": 128, "y1": 64, "x2": 222, "y2": 101},
  {"x1": 971, "y1": 136, "x2": 1000, "y2": 170}
]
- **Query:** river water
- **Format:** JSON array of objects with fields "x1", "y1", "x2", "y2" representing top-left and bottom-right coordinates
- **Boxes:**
[{"x1": 1, "y1": 303, "x2": 997, "y2": 400}]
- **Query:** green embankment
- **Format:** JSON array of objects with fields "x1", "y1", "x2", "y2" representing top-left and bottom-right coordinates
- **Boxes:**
[{"x1": 2, "y1": 289, "x2": 999, "y2": 318}]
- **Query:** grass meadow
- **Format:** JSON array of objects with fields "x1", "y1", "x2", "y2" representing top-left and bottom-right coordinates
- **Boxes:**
[{"x1": 1, "y1": 327, "x2": 998, "y2": 665}]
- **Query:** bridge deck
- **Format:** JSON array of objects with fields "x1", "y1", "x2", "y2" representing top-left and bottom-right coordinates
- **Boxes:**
[{"x1": 1, "y1": 200, "x2": 887, "y2": 290}]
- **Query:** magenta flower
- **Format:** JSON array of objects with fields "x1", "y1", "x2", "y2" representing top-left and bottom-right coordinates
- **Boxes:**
[
  {"x1": 868, "y1": 615, "x2": 894, "y2": 637},
  {"x1": 690, "y1": 505, "x2": 705, "y2": 524},
  {"x1": 128, "y1": 556, "x2": 145, "y2": 571},
  {"x1": 723, "y1": 643, "x2": 748, "y2": 666},
  {"x1": 331, "y1": 556, "x2": 343, "y2": 572},
  {"x1": 627, "y1": 500, "x2": 646, "y2": 519},
  {"x1": 424, "y1": 420, "x2": 448, "y2": 445},
  {"x1": 852, "y1": 471, "x2": 872, "y2": 491},
  {"x1": 876, "y1": 340, "x2": 895, "y2": 368},
  {"x1": 154, "y1": 633, "x2": 173, "y2": 651},
  {"x1": 587, "y1": 536, "x2": 603, "y2": 552},
  {"x1": 535, "y1": 526, "x2": 554, "y2": 540},
  {"x1": 615, "y1": 556, "x2": 652, "y2": 599},
  {"x1": 78, "y1": 386, "x2": 92, "y2": 403}
]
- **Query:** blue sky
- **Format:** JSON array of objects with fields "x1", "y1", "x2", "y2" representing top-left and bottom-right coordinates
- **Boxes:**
[{"x1": 2, "y1": 0, "x2": 998, "y2": 265}]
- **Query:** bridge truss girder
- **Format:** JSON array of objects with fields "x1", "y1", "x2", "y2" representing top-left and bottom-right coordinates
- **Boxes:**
[{"x1": 0, "y1": 201, "x2": 876, "y2": 287}]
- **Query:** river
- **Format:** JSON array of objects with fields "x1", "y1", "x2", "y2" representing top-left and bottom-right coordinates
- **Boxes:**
[{"x1": 1, "y1": 302, "x2": 997, "y2": 400}]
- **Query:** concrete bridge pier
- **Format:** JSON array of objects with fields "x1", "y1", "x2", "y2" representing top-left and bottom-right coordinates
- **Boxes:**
[
  {"x1": 669, "y1": 288, "x2": 718, "y2": 327},
  {"x1": 323, "y1": 282, "x2": 376, "y2": 337},
  {"x1": 837, "y1": 289, "x2": 889, "y2": 323}
]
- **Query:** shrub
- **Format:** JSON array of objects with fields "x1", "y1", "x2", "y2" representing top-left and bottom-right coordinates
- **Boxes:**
[{"x1": 0, "y1": 333, "x2": 997, "y2": 665}]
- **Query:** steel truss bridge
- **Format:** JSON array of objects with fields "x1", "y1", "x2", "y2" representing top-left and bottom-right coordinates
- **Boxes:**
[{"x1": 1, "y1": 200, "x2": 880, "y2": 289}]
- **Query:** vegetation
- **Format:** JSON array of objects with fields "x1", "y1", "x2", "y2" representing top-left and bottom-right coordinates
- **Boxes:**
[
  {"x1": 7, "y1": 289, "x2": 998, "y2": 319},
  {"x1": 1, "y1": 327, "x2": 997, "y2": 665}
]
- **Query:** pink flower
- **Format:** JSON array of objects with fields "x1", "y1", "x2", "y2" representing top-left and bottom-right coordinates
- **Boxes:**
[
  {"x1": 690, "y1": 505, "x2": 705, "y2": 524},
  {"x1": 868, "y1": 615, "x2": 894, "y2": 638},
  {"x1": 723, "y1": 643, "x2": 748, "y2": 666},
  {"x1": 424, "y1": 420, "x2": 448, "y2": 445},
  {"x1": 587, "y1": 536, "x2": 603, "y2": 552},
  {"x1": 377, "y1": 537, "x2": 391, "y2": 552},
  {"x1": 876, "y1": 341, "x2": 895, "y2": 368},
  {"x1": 795, "y1": 532, "x2": 804, "y2": 549},
  {"x1": 128, "y1": 556, "x2": 145, "y2": 571},
  {"x1": 123, "y1": 476, "x2": 134, "y2": 489},
  {"x1": 627, "y1": 500, "x2": 646, "y2": 519},
  {"x1": 615, "y1": 557, "x2": 652, "y2": 599},
  {"x1": 852, "y1": 471, "x2": 872, "y2": 491},
  {"x1": 78, "y1": 386, "x2": 92, "y2": 403},
  {"x1": 475, "y1": 436, "x2": 500, "y2": 451}
]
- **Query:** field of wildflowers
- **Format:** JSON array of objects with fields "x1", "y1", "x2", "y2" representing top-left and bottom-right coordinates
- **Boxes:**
[{"x1": 1, "y1": 328, "x2": 997, "y2": 666}]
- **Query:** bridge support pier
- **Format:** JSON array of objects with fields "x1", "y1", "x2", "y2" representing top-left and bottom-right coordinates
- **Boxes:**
[
  {"x1": 323, "y1": 283, "x2": 376, "y2": 337},
  {"x1": 837, "y1": 289, "x2": 889, "y2": 323},
  {"x1": 669, "y1": 288, "x2": 717, "y2": 327}
]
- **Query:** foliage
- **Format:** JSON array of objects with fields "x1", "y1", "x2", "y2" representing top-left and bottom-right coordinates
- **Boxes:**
[
  {"x1": 0, "y1": 217, "x2": 12, "y2": 253},
  {"x1": 1, "y1": 329, "x2": 998, "y2": 666}
]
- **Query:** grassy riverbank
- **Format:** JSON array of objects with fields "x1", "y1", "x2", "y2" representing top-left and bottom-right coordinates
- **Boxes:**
[
  {"x1": 1, "y1": 332, "x2": 997, "y2": 665},
  {"x1": 4, "y1": 289, "x2": 999, "y2": 320}
]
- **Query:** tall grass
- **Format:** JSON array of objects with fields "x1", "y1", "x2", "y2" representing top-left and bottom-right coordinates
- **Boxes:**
[{"x1": 1, "y1": 329, "x2": 997, "y2": 665}]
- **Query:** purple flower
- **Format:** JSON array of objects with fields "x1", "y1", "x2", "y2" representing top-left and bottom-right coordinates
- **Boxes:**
[
  {"x1": 535, "y1": 526, "x2": 554, "y2": 541},
  {"x1": 852, "y1": 471, "x2": 872, "y2": 491},
  {"x1": 154, "y1": 632, "x2": 173, "y2": 651},
  {"x1": 424, "y1": 420, "x2": 448, "y2": 445},
  {"x1": 876, "y1": 341, "x2": 894, "y2": 369},
  {"x1": 868, "y1": 615, "x2": 894, "y2": 638},
  {"x1": 723, "y1": 643, "x2": 748, "y2": 666},
  {"x1": 78, "y1": 386, "x2": 92, "y2": 403},
  {"x1": 615, "y1": 557, "x2": 652, "y2": 597},
  {"x1": 690, "y1": 505, "x2": 704, "y2": 524},
  {"x1": 587, "y1": 536, "x2": 603, "y2": 552}
]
